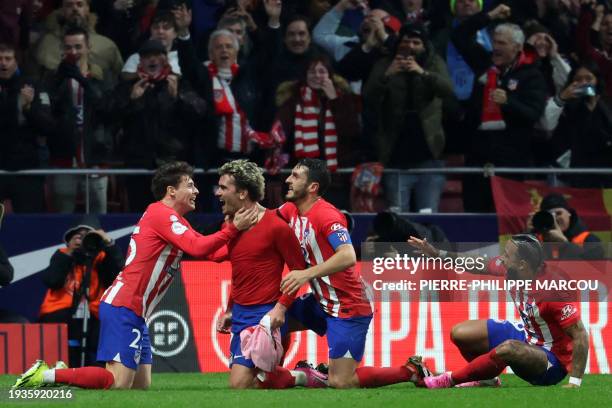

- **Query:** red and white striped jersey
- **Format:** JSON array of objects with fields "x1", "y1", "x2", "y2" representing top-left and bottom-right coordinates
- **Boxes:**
[
  {"x1": 101, "y1": 202, "x2": 239, "y2": 319},
  {"x1": 278, "y1": 199, "x2": 372, "y2": 318},
  {"x1": 487, "y1": 257, "x2": 580, "y2": 371}
]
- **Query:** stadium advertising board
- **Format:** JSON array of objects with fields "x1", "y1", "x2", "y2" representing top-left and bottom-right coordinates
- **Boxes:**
[{"x1": 175, "y1": 261, "x2": 611, "y2": 374}]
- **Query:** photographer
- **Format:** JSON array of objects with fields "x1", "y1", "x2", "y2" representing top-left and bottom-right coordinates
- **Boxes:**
[
  {"x1": 529, "y1": 193, "x2": 604, "y2": 260},
  {"x1": 39, "y1": 222, "x2": 123, "y2": 367}
]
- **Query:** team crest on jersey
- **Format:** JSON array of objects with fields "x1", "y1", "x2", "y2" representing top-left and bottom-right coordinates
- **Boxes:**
[
  {"x1": 560, "y1": 304, "x2": 577, "y2": 321},
  {"x1": 507, "y1": 79, "x2": 518, "y2": 91},
  {"x1": 330, "y1": 223, "x2": 344, "y2": 232},
  {"x1": 337, "y1": 231, "x2": 348, "y2": 242},
  {"x1": 214, "y1": 89, "x2": 224, "y2": 102},
  {"x1": 134, "y1": 349, "x2": 142, "y2": 364},
  {"x1": 170, "y1": 215, "x2": 188, "y2": 235}
]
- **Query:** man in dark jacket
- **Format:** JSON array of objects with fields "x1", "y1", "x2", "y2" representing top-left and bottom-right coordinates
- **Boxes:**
[
  {"x1": 45, "y1": 26, "x2": 114, "y2": 214},
  {"x1": 39, "y1": 220, "x2": 123, "y2": 367},
  {"x1": 0, "y1": 42, "x2": 54, "y2": 212},
  {"x1": 451, "y1": 4, "x2": 547, "y2": 212},
  {"x1": 112, "y1": 39, "x2": 206, "y2": 212},
  {"x1": 364, "y1": 22, "x2": 454, "y2": 212}
]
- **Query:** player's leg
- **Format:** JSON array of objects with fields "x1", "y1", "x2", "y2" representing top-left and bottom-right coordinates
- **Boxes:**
[
  {"x1": 450, "y1": 320, "x2": 490, "y2": 361},
  {"x1": 229, "y1": 364, "x2": 258, "y2": 389},
  {"x1": 131, "y1": 364, "x2": 152, "y2": 389},
  {"x1": 258, "y1": 295, "x2": 329, "y2": 389},
  {"x1": 130, "y1": 326, "x2": 153, "y2": 389},
  {"x1": 424, "y1": 340, "x2": 549, "y2": 388},
  {"x1": 12, "y1": 303, "x2": 145, "y2": 390},
  {"x1": 326, "y1": 315, "x2": 429, "y2": 389},
  {"x1": 450, "y1": 319, "x2": 526, "y2": 387}
]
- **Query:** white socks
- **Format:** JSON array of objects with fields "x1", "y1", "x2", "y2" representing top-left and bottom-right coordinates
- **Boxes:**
[
  {"x1": 42, "y1": 369, "x2": 55, "y2": 384},
  {"x1": 291, "y1": 370, "x2": 307, "y2": 386}
]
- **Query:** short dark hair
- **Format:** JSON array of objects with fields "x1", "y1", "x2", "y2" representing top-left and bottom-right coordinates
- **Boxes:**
[
  {"x1": 284, "y1": 14, "x2": 312, "y2": 36},
  {"x1": 297, "y1": 158, "x2": 331, "y2": 196},
  {"x1": 151, "y1": 161, "x2": 194, "y2": 200},
  {"x1": 151, "y1": 10, "x2": 178, "y2": 32},
  {"x1": 63, "y1": 25, "x2": 89, "y2": 43},
  {"x1": 510, "y1": 234, "x2": 544, "y2": 271},
  {"x1": 568, "y1": 59, "x2": 606, "y2": 96},
  {"x1": 0, "y1": 43, "x2": 16, "y2": 54},
  {"x1": 304, "y1": 54, "x2": 335, "y2": 81}
]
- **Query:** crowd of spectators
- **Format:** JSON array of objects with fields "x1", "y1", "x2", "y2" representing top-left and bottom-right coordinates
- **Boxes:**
[{"x1": 1, "y1": 0, "x2": 611, "y2": 213}]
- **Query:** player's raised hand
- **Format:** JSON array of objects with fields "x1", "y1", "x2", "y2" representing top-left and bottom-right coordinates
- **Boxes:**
[
  {"x1": 407, "y1": 236, "x2": 439, "y2": 257},
  {"x1": 232, "y1": 206, "x2": 258, "y2": 230},
  {"x1": 217, "y1": 311, "x2": 232, "y2": 333},
  {"x1": 487, "y1": 4, "x2": 511, "y2": 20},
  {"x1": 280, "y1": 269, "x2": 312, "y2": 295}
]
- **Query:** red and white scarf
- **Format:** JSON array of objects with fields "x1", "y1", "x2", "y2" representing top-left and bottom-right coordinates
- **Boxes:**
[
  {"x1": 479, "y1": 51, "x2": 536, "y2": 131},
  {"x1": 206, "y1": 61, "x2": 248, "y2": 153},
  {"x1": 294, "y1": 86, "x2": 338, "y2": 171},
  {"x1": 479, "y1": 66, "x2": 506, "y2": 131}
]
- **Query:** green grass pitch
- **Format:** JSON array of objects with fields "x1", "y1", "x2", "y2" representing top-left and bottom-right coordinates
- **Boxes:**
[{"x1": 1, "y1": 374, "x2": 611, "y2": 407}]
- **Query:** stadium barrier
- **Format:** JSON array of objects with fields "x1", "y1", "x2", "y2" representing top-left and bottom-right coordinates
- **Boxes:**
[
  {"x1": 2, "y1": 166, "x2": 612, "y2": 213},
  {"x1": 0, "y1": 323, "x2": 68, "y2": 375}
]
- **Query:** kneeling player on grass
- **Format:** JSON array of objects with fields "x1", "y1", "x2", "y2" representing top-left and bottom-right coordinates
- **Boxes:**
[
  {"x1": 264, "y1": 159, "x2": 429, "y2": 389},
  {"x1": 210, "y1": 160, "x2": 326, "y2": 388},
  {"x1": 13, "y1": 161, "x2": 257, "y2": 390},
  {"x1": 408, "y1": 234, "x2": 589, "y2": 388}
]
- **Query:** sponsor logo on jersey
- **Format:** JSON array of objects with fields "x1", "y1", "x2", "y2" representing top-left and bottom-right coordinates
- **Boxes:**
[
  {"x1": 170, "y1": 215, "x2": 188, "y2": 235},
  {"x1": 560, "y1": 304, "x2": 577, "y2": 321},
  {"x1": 330, "y1": 223, "x2": 344, "y2": 231}
]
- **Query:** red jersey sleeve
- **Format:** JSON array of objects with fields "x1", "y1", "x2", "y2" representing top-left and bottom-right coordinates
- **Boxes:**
[
  {"x1": 276, "y1": 203, "x2": 294, "y2": 223},
  {"x1": 486, "y1": 256, "x2": 507, "y2": 277},
  {"x1": 274, "y1": 219, "x2": 307, "y2": 308},
  {"x1": 315, "y1": 209, "x2": 352, "y2": 250},
  {"x1": 152, "y1": 210, "x2": 239, "y2": 257},
  {"x1": 546, "y1": 302, "x2": 581, "y2": 329}
]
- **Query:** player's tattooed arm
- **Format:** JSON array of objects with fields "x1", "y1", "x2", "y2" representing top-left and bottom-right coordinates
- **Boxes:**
[
  {"x1": 407, "y1": 236, "x2": 488, "y2": 274},
  {"x1": 563, "y1": 320, "x2": 589, "y2": 387}
]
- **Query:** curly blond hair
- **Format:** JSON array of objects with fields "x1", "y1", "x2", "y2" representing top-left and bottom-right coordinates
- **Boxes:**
[{"x1": 219, "y1": 160, "x2": 265, "y2": 202}]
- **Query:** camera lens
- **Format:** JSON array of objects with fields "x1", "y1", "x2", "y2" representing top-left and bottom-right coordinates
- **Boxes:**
[{"x1": 532, "y1": 211, "x2": 555, "y2": 233}]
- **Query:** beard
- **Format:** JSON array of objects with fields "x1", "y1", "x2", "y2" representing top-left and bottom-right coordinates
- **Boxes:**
[
  {"x1": 285, "y1": 188, "x2": 307, "y2": 202},
  {"x1": 506, "y1": 267, "x2": 518, "y2": 280}
]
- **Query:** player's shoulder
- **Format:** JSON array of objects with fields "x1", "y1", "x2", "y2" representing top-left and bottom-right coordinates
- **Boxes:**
[
  {"x1": 266, "y1": 209, "x2": 294, "y2": 230},
  {"x1": 277, "y1": 202, "x2": 298, "y2": 220},
  {"x1": 143, "y1": 202, "x2": 189, "y2": 228},
  {"x1": 310, "y1": 199, "x2": 345, "y2": 224}
]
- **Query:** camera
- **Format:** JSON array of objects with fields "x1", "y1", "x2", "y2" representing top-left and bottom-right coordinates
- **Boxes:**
[
  {"x1": 80, "y1": 231, "x2": 105, "y2": 257},
  {"x1": 574, "y1": 84, "x2": 596, "y2": 97},
  {"x1": 532, "y1": 210, "x2": 555, "y2": 233}
]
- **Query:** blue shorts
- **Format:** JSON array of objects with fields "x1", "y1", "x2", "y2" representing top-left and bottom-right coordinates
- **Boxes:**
[
  {"x1": 229, "y1": 302, "x2": 288, "y2": 369},
  {"x1": 288, "y1": 293, "x2": 372, "y2": 362},
  {"x1": 487, "y1": 319, "x2": 567, "y2": 386},
  {"x1": 97, "y1": 302, "x2": 153, "y2": 370}
]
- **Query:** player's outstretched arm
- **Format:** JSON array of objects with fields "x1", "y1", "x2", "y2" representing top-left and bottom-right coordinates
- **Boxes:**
[
  {"x1": 562, "y1": 320, "x2": 589, "y2": 388},
  {"x1": 281, "y1": 244, "x2": 356, "y2": 295},
  {"x1": 407, "y1": 236, "x2": 489, "y2": 275},
  {"x1": 157, "y1": 207, "x2": 257, "y2": 258}
]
